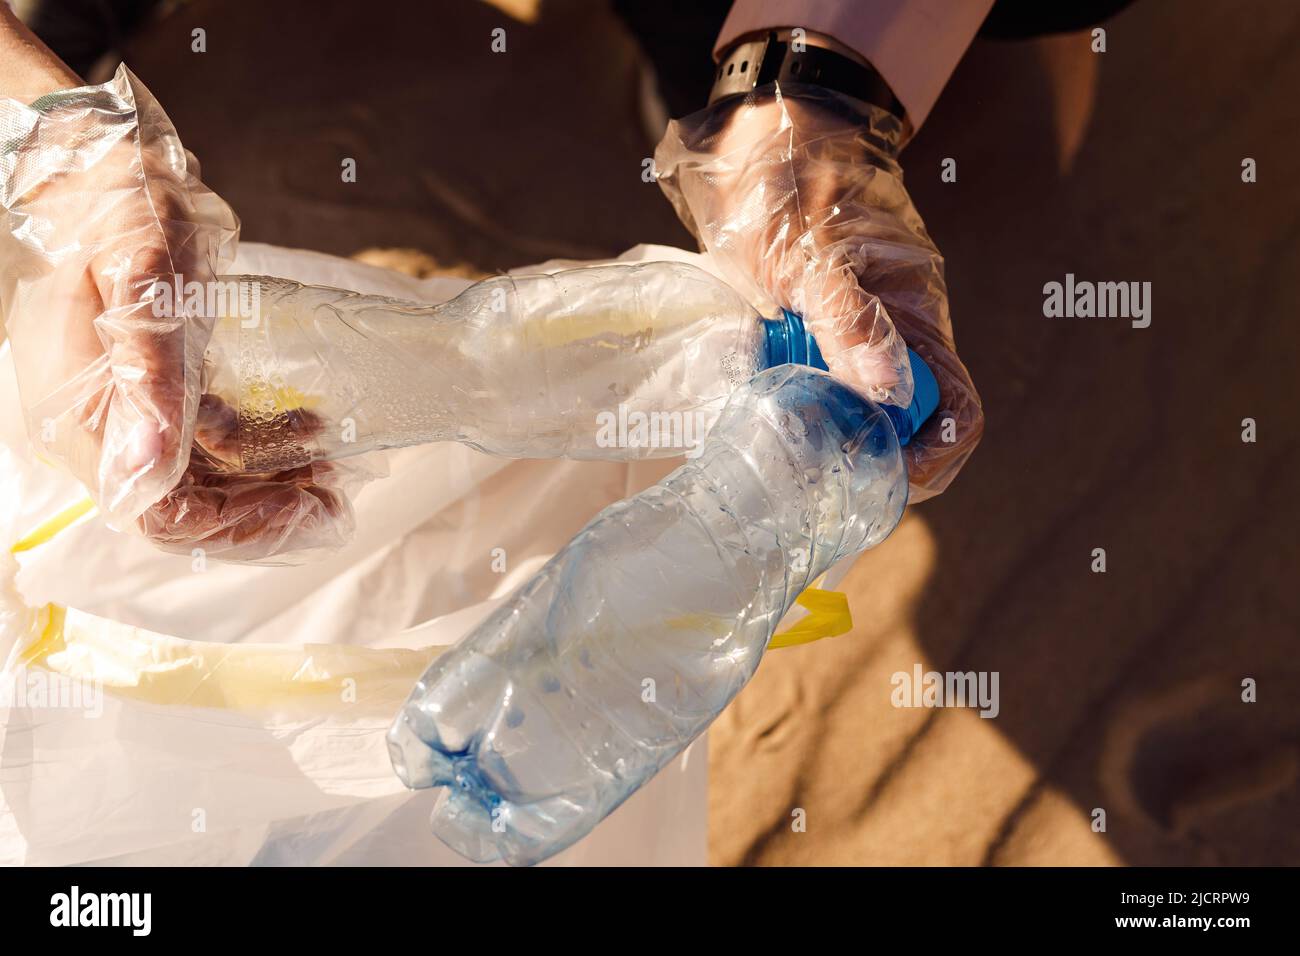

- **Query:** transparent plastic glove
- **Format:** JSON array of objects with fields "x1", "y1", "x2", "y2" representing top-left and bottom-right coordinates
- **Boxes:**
[
  {"x1": 655, "y1": 82, "x2": 982, "y2": 500},
  {"x1": 0, "y1": 65, "x2": 354, "y2": 562},
  {"x1": 136, "y1": 450, "x2": 359, "y2": 564}
]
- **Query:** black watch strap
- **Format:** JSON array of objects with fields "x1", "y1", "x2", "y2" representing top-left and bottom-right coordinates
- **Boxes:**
[{"x1": 708, "y1": 31, "x2": 904, "y2": 120}]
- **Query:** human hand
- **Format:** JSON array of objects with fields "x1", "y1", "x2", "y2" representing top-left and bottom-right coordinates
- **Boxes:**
[
  {"x1": 138, "y1": 448, "x2": 356, "y2": 565},
  {"x1": 1, "y1": 65, "x2": 358, "y2": 560},
  {"x1": 654, "y1": 84, "x2": 982, "y2": 500},
  {"x1": 0, "y1": 64, "x2": 236, "y2": 521}
]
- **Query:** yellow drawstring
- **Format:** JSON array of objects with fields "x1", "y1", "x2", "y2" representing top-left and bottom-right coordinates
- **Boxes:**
[
  {"x1": 10, "y1": 497, "x2": 96, "y2": 553},
  {"x1": 769, "y1": 586, "x2": 853, "y2": 648},
  {"x1": 10, "y1": 497, "x2": 852, "y2": 659},
  {"x1": 7, "y1": 498, "x2": 93, "y2": 665}
]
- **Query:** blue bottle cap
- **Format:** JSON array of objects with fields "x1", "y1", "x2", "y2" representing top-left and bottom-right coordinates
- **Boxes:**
[
  {"x1": 880, "y1": 347, "x2": 940, "y2": 446},
  {"x1": 762, "y1": 309, "x2": 829, "y2": 371},
  {"x1": 761, "y1": 309, "x2": 940, "y2": 446}
]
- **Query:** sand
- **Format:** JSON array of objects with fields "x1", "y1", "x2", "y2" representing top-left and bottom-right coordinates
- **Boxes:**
[{"x1": 113, "y1": 0, "x2": 1298, "y2": 865}]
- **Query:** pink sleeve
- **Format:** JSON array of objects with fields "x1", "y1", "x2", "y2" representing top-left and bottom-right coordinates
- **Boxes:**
[{"x1": 715, "y1": 0, "x2": 995, "y2": 129}]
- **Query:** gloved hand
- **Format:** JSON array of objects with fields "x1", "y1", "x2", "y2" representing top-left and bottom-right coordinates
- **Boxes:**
[
  {"x1": 655, "y1": 83, "x2": 982, "y2": 500},
  {"x1": 0, "y1": 64, "x2": 354, "y2": 561},
  {"x1": 138, "y1": 451, "x2": 356, "y2": 564}
]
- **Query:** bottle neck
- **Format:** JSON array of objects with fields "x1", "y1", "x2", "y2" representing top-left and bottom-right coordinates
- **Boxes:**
[
  {"x1": 762, "y1": 309, "x2": 828, "y2": 372},
  {"x1": 760, "y1": 309, "x2": 939, "y2": 446}
]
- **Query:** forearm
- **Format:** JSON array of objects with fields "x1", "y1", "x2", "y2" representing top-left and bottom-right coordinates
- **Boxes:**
[
  {"x1": 0, "y1": 5, "x2": 81, "y2": 100},
  {"x1": 715, "y1": 0, "x2": 994, "y2": 131}
]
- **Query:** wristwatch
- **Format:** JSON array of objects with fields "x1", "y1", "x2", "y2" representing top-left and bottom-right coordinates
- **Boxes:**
[{"x1": 708, "y1": 29, "x2": 905, "y2": 121}]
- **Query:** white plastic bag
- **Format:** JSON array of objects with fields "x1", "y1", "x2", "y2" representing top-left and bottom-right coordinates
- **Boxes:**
[{"x1": 0, "y1": 242, "x2": 709, "y2": 866}]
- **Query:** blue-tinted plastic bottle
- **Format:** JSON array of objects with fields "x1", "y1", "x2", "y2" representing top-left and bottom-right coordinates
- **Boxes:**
[{"x1": 387, "y1": 362, "x2": 936, "y2": 865}]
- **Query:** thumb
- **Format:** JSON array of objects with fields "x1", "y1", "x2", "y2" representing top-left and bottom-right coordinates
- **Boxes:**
[
  {"x1": 91, "y1": 239, "x2": 214, "y2": 520},
  {"x1": 795, "y1": 255, "x2": 913, "y2": 408}
]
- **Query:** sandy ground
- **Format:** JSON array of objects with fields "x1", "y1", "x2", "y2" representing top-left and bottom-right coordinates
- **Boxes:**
[{"x1": 115, "y1": 0, "x2": 1299, "y2": 865}]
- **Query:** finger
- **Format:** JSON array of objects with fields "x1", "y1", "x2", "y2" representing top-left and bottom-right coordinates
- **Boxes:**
[
  {"x1": 194, "y1": 391, "x2": 327, "y2": 473},
  {"x1": 139, "y1": 462, "x2": 354, "y2": 563},
  {"x1": 193, "y1": 392, "x2": 243, "y2": 469},
  {"x1": 84, "y1": 138, "x2": 222, "y2": 516},
  {"x1": 897, "y1": 328, "x2": 984, "y2": 502},
  {"x1": 797, "y1": 258, "x2": 912, "y2": 405},
  {"x1": 91, "y1": 230, "x2": 213, "y2": 516}
]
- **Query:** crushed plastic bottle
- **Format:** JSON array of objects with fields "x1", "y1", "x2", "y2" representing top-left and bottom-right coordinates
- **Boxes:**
[
  {"x1": 386, "y1": 363, "x2": 931, "y2": 866},
  {"x1": 198, "y1": 261, "x2": 885, "y2": 470}
]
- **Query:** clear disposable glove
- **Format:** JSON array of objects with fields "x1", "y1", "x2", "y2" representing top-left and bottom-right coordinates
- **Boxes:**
[
  {"x1": 0, "y1": 64, "x2": 354, "y2": 562},
  {"x1": 655, "y1": 83, "x2": 983, "y2": 500},
  {"x1": 137, "y1": 447, "x2": 357, "y2": 564}
]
